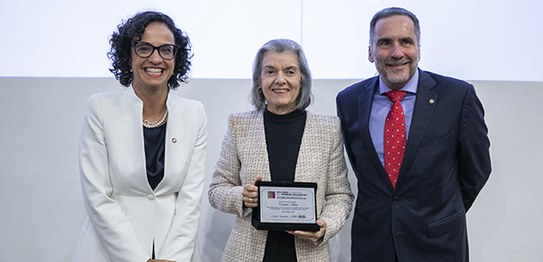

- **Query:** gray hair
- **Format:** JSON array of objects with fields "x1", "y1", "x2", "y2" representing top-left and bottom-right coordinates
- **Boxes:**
[
  {"x1": 369, "y1": 7, "x2": 421, "y2": 45},
  {"x1": 250, "y1": 39, "x2": 313, "y2": 111}
]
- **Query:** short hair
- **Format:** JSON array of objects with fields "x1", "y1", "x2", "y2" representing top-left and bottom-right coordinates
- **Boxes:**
[
  {"x1": 108, "y1": 11, "x2": 193, "y2": 89},
  {"x1": 369, "y1": 7, "x2": 421, "y2": 46},
  {"x1": 250, "y1": 39, "x2": 313, "y2": 111}
]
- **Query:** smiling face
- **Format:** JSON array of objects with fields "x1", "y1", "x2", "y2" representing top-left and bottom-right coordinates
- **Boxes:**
[
  {"x1": 260, "y1": 52, "x2": 302, "y2": 115},
  {"x1": 369, "y1": 15, "x2": 420, "y2": 90},
  {"x1": 131, "y1": 22, "x2": 175, "y2": 92}
]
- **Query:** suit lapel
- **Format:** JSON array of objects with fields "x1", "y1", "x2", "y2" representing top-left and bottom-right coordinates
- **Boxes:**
[
  {"x1": 358, "y1": 79, "x2": 392, "y2": 187},
  {"x1": 398, "y1": 70, "x2": 438, "y2": 182}
]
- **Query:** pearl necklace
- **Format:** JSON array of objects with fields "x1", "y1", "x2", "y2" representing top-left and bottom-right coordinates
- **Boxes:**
[{"x1": 142, "y1": 109, "x2": 168, "y2": 128}]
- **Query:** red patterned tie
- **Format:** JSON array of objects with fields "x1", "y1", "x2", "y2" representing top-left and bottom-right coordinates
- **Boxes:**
[{"x1": 384, "y1": 90, "x2": 407, "y2": 188}]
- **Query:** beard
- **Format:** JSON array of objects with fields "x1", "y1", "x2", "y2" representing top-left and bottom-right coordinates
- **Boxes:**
[{"x1": 378, "y1": 59, "x2": 417, "y2": 89}]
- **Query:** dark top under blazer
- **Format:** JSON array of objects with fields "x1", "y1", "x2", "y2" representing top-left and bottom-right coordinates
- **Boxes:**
[{"x1": 336, "y1": 69, "x2": 491, "y2": 262}]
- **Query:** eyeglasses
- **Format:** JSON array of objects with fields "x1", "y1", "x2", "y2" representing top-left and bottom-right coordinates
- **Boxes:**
[{"x1": 132, "y1": 41, "x2": 178, "y2": 60}]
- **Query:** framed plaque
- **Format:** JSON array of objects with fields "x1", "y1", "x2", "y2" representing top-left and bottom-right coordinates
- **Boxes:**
[{"x1": 252, "y1": 181, "x2": 319, "y2": 232}]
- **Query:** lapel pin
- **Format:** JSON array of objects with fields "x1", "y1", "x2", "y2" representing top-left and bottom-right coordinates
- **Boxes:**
[
  {"x1": 428, "y1": 98, "x2": 435, "y2": 104},
  {"x1": 171, "y1": 138, "x2": 177, "y2": 143}
]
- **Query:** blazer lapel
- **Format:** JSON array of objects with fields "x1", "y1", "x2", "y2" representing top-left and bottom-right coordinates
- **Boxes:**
[
  {"x1": 255, "y1": 111, "x2": 272, "y2": 182},
  {"x1": 398, "y1": 70, "x2": 438, "y2": 181},
  {"x1": 115, "y1": 87, "x2": 150, "y2": 192},
  {"x1": 294, "y1": 112, "x2": 320, "y2": 183},
  {"x1": 159, "y1": 92, "x2": 190, "y2": 193}
]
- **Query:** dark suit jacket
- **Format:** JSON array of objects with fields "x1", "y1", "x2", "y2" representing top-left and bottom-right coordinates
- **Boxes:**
[{"x1": 336, "y1": 69, "x2": 491, "y2": 262}]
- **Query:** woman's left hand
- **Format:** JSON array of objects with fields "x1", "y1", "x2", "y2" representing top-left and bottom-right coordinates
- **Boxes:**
[{"x1": 287, "y1": 219, "x2": 327, "y2": 245}]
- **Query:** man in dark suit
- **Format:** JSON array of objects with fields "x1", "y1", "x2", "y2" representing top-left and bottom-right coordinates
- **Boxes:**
[{"x1": 336, "y1": 7, "x2": 491, "y2": 262}]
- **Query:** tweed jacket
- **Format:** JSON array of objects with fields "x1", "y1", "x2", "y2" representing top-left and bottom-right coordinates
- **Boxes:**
[
  {"x1": 208, "y1": 110, "x2": 353, "y2": 262},
  {"x1": 72, "y1": 87, "x2": 207, "y2": 262}
]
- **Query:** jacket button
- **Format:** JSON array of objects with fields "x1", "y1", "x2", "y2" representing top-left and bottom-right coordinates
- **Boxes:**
[
  {"x1": 392, "y1": 196, "x2": 399, "y2": 203},
  {"x1": 147, "y1": 194, "x2": 155, "y2": 200}
]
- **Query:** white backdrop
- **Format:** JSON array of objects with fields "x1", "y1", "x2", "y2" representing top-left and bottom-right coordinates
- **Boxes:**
[
  {"x1": 0, "y1": 0, "x2": 542, "y2": 81},
  {"x1": 0, "y1": 77, "x2": 542, "y2": 261}
]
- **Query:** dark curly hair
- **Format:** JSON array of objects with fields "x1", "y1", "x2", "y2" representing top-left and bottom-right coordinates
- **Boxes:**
[{"x1": 108, "y1": 11, "x2": 193, "y2": 89}]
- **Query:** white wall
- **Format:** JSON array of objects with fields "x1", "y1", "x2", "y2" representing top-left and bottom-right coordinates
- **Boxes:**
[
  {"x1": 1, "y1": 0, "x2": 542, "y2": 81},
  {"x1": 0, "y1": 77, "x2": 542, "y2": 261}
]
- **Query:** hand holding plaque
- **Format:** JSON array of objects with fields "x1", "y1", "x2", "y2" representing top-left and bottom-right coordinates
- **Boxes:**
[
  {"x1": 242, "y1": 176, "x2": 262, "y2": 208},
  {"x1": 287, "y1": 219, "x2": 327, "y2": 244},
  {"x1": 251, "y1": 181, "x2": 319, "y2": 232}
]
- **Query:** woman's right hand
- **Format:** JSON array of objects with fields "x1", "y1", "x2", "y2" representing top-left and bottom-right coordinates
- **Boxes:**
[{"x1": 242, "y1": 175, "x2": 263, "y2": 208}]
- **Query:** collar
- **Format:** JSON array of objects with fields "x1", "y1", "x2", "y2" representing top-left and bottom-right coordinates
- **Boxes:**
[{"x1": 378, "y1": 69, "x2": 419, "y2": 95}]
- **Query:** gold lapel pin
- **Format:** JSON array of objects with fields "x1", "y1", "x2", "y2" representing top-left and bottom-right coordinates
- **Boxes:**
[{"x1": 429, "y1": 98, "x2": 435, "y2": 104}]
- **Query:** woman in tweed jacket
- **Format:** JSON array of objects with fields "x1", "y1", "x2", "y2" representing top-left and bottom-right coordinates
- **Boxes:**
[{"x1": 208, "y1": 39, "x2": 353, "y2": 262}]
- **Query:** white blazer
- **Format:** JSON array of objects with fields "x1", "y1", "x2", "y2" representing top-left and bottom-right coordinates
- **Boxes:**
[{"x1": 72, "y1": 86, "x2": 207, "y2": 262}]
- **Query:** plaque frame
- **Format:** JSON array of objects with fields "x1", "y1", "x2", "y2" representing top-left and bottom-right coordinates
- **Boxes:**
[{"x1": 251, "y1": 181, "x2": 320, "y2": 232}]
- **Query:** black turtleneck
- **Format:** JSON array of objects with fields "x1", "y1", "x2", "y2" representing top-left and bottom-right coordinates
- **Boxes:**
[{"x1": 262, "y1": 108, "x2": 306, "y2": 262}]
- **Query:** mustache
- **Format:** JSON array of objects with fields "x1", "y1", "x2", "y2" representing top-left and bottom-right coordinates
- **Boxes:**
[{"x1": 386, "y1": 59, "x2": 411, "y2": 66}]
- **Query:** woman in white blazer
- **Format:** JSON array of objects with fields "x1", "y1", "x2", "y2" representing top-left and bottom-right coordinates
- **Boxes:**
[
  {"x1": 72, "y1": 12, "x2": 206, "y2": 262},
  {"x1": 208, "y1": 39, "x2": 353, "y2": 262}
]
